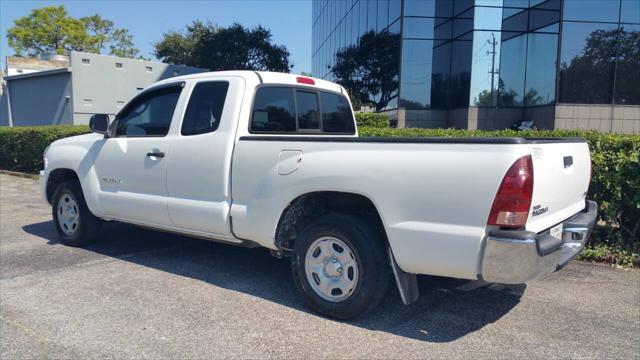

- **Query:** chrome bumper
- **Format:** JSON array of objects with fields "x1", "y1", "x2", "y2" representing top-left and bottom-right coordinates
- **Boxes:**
[{"x1": 481, "y1": 200, "x2": 598, "y2": 284}]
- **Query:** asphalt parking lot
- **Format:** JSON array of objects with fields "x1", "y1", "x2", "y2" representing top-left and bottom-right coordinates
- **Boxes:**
[{"x1": 1, "y1": 173, "x2": 639, "y2": 359}]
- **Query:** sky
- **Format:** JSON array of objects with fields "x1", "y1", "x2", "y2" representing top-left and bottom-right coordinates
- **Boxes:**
[{"x1": 0, "y1": 0, "x2": 312, "y2": 74}]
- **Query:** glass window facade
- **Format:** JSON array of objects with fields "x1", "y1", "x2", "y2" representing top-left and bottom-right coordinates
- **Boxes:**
[{"x1": 312, "y1": 0, "x2": 640, "y2": 115}]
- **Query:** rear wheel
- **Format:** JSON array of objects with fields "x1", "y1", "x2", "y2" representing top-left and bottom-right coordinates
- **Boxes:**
[
  {"x1": 291, "y1": 214, "x2": 389, "y2": 319},
  {"x1": 52, "y1": 180, "x2": 102, "y2": 246}
]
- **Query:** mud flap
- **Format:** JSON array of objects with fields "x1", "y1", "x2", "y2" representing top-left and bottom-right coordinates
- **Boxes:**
[{"x1": 388, "y1": 247, "x2": 419, "y2": 305}]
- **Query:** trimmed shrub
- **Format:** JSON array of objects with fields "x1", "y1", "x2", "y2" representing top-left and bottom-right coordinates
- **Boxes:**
[
  {"x1": 355, "y1": 112, "x2": 390, "y2": 128},
  {"x1": 359, "y1": 126, "x2": 640, "y2": 259},
  {"x1": 0, "y1": 126, "x2": 90, "y2": 173}
]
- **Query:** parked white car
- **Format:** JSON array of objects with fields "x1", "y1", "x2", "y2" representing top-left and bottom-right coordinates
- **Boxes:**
[{"x1": 41, "y1": 71, "x2": 597, "y2": 319}]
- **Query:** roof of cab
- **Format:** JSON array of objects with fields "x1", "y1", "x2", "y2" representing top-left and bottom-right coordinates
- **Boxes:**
[{"x1": 151, "y1": 70, "x2": 344, "y2": 94}]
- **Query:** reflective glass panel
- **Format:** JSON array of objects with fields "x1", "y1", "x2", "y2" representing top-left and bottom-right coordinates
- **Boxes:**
[
  {"x1": 378, "y1": 0, "x2": 389, "y2": 31},
  {"x1": 403, "y1": 0, "x2": 436, "y2": 17},
  {"x1": 450, "y1": 39, "x2": 472, "y2": 107},
  {"x1": 559, "y1": 22, "x2": 618, "y2": 103},
  {"x1": 614, "y1": 24, "x2": 640, "y2": 104},
  {"x1": 470, "y1": 31, "x2": 501, "y2": 106},
  {"x1": 389, "y1": 0, "x2": 401, "y2": 23},
  {"x1": 524, "y1": 33, "x2": 558, "y2": 105},
  {"x1": 454, "y1": 0, "x2": 474, "y2": 16},
  {"x1": 400, "y1": 39, "x2": 434, "y2": 108},
  {"x1": 368, "y1": 0, "x2": 378, "y2": 31},
  {"x1": 563, "y1": 0, "x2": 620, "y2": 23},
  {"x1": 529, "y1": 9, "x2": 560, "y2": 32},
  {"x1": 453, "y1": 8, "x2": 474, "y2": 38},
  {"x1": 503, "y1": 0, "x2": 529, "y2": 8},
  {"x1": 499, "y1": 34, "x2": 527, "y2": 106},
  {"x1": 474, "y1": 6, "x2": 503, "y2": 30},
  {"x1": 404, "y1": 17, "x2": 436, "y2": 38},
  {"x1": 502, "y1": 10, "x2": 528, "y2": 32},
  {"x1": 431, "y1": 42, "x2": 451, "y2": 108},
  {"x1": 475, "y1": 0, "x2": 504, "y2": 6},
  {"x1": 621, "y1": 0, "x2": 640, "y2": 24}
]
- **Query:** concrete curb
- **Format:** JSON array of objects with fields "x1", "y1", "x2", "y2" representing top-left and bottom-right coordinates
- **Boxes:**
[{"x1": 0, "y1": 169, "x2": 40, "y2": 180}]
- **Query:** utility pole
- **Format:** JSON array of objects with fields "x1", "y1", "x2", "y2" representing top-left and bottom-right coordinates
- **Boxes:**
[{"x1": 487, "y1": 32, "x2": 499, "y2": 107}]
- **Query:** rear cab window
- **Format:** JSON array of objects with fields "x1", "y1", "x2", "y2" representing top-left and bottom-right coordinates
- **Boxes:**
[{"x1": 250, "y1": 86, "x2": 355, "y2": 135}]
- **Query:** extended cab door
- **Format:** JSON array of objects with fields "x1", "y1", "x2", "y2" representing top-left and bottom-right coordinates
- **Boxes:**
[
  {"x1": 165, "y1": 77, "x2": 244, "y2": 235},
  {"x1": 92, "y1": 83, "x2": 184, "y2": 226}
]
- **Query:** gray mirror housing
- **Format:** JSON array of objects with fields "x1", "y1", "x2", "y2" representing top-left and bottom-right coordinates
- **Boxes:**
[{"x1": 89, "y1": 114, "x2": 109, "y2": 135}]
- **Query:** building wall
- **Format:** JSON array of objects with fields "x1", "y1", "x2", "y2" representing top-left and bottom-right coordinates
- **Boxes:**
[
  {"x1": 555, "y1": 105, "x2": 640, "y2": 134},
  {"x1": 4, "y1": 71, "x2": 73, "y2": 126},
  {"x1": 312, "y1": 0, "x2": 640, "y2": 133},
  {"x1": 69, "y1": 52, "x2": 206, "y2": 125}
]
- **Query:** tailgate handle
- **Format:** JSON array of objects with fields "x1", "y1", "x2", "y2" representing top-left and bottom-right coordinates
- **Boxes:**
[{"x1": 563, "y1": 156, "x2": 573, "y2": 168}]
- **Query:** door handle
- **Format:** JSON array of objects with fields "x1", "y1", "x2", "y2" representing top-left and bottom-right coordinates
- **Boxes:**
[{"x1": 146, "y1": 151, "x2": 165, "y2": 158}]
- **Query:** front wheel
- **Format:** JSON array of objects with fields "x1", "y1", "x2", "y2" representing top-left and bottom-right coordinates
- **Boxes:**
[
  {"x1": 291, "y1": 214, "x2": 389, "y2": 319},
  {"x1": 52, "y1": 180, "x2": 102, "y2": 246}
]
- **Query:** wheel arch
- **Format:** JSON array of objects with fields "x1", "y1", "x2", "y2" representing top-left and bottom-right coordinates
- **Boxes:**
[
  {"x1": 274, "y1": 191, "x2": 389, "y2": 252},
  {"x1": 46, "y1": 168, "x2": 80, "y2": 203}
]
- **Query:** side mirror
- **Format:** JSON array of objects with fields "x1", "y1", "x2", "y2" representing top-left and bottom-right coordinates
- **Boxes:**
[{"x1": 89, "y1": 114, "x2": 109, "y2": 135}]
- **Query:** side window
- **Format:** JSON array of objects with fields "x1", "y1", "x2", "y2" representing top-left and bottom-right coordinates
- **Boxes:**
[
  {"x1": 321, "y1": 92, "x2": 356, "y2": 134},
  {"x1": 251, "y1": 87, "x2": 296, "y2": 132},
  {"x1": 182, "y1": 81, "x2": 229, "y2": 135},
  {"x1": 116, "y1": 86, "x2": 182, "y2": 137},
  {"x1": 296, "y1": 90, "x2": 320, "y2": 130}
]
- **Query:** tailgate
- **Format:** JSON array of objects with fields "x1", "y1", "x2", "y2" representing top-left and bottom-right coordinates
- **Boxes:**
[{"x1": 526, "y1": 140, "x2": 591, "y2": 233}]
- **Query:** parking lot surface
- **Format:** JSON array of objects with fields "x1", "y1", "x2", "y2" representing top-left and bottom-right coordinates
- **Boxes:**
[{"x1": 1, "y1": 174, "x2": 639, "y2": 359}]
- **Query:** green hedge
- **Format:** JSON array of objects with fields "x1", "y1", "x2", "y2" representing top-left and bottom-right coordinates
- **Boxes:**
[
  {"x1": 0, "y1": 126, "x2": 90, "y2": 173},
  {"x1": 355, "y1": 113, "x2": 390, "y2": 128},
  {"x1": 0, "y1": 125, "x2": 638, "y2": 265}
]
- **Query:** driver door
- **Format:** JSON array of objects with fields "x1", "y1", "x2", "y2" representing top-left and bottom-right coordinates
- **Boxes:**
[{"x1": 92, "y1": 83, "x2": 183, "y2": 226}]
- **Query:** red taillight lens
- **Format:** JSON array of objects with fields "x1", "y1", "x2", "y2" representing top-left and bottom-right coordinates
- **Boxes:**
[
  {"x1": 487, "y1": 155, "x2": 534, "y2": 228},
  {"x1": 296, "y1": 76, "x2": 315, "y2": 85}
]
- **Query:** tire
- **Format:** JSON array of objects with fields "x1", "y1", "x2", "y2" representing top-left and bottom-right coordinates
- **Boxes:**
[
  {"x1": 291, "y1": 214, "x2": 390, "y2": 319},
  {"x1": 52, "y1": 180, "x2": 102, "y2": 246}
]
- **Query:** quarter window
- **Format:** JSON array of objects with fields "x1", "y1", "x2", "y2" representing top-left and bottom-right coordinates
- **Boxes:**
[
  {"x1": 116, "y1": 85, "x2": 182, "y2": 137},
  {"x1": 182, "y1": 81, "x2": 229, "y2": 135}
]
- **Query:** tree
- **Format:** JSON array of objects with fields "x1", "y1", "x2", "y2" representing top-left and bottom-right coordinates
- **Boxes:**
[
  {"x1": 152, "y1": 20, "x2": 209, "y2": 66},
  {"x1": 80, "y1": 14, "x2": 114, "y2": 52},
  {"x1": 109, "y1": 28, "x2": 140, "y2": 58},
  {"x1": 7, "y1": 6, "x2": 89, "y2": 56},
  {"x1": 154, "y1": 21, "x2": 292, "y2": 72},
  {"x1": 330, "y1": 30, "x2": 400, "y2": 112},
  {"x1": 7, "y1": 6, "x2": 141, "y2": 58}
]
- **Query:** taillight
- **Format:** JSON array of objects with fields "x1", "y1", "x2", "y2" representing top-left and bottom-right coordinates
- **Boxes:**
[
  {"x1": 296, "y1": 76, "x2": 315, "y2": 85},
  {"x1": 487, "y1": 155, "x2": 534, "y2": 228}
]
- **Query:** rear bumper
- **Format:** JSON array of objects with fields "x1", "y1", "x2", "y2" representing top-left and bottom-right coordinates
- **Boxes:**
[{"x1": 481, "y1": 200, "x2": 598, "y2": 284}]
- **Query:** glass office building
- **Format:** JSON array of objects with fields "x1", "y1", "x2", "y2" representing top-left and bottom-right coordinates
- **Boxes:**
[{"x1": 312, "y1": 0, "x2": 640, "y2": 132}]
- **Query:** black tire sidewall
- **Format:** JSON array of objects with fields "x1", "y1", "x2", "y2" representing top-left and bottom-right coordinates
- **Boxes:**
[{"x1": 292, "y1": 214, "x2": 389, "y2": 319}]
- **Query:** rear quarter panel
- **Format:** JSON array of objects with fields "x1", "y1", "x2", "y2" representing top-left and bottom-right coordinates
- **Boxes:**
[{"x1": 231, "y1": 139, "x2": 530, "y2": 279}]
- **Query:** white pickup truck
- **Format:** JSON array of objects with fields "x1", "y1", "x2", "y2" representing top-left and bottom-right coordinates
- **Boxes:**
[{"x1": 41, "y1": 71, "x2": 597, "y2": 319}]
